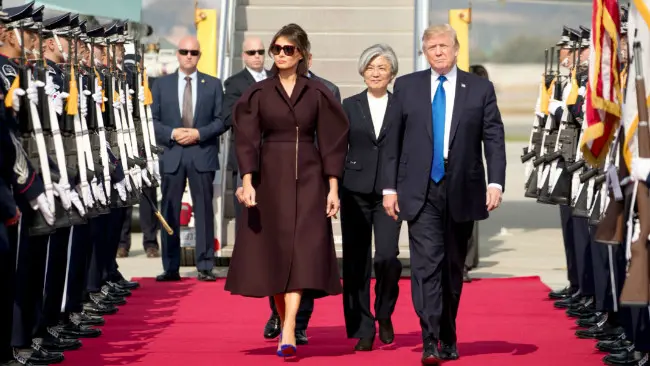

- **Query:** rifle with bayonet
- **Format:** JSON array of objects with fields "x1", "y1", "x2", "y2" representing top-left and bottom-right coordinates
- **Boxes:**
[
  {"x1": 522, "y1": 48, "x2": 550, "y2": 198},
  {"x1": 535, "y1": 47, "x2": 565, "y2": 204},
  {"x1": 15, "y1": 18, "x2": 56, "y2": 235},
  {"x1": 523, "y1": 48, "x2": 555, "y2": 198}
]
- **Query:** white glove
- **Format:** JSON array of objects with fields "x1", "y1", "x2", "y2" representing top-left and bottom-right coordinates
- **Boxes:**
[
  {"x1": 30, "y1": 193, "x2": 55, "y2": 226},
  {"x1": 548, "y1": 99, "x2": 565, "y2": 115},
  {"x1": 44, "y1": 75, "x2": 57, "y2": 96},
  {"x1": 27, "y1": 81, "x2": 44, "y2": 105},
  {"x1": 114, "y1": 179, "x2": 127, "y2": 202},
  {"x1": 119, "y1": 88, "x2": 126, "y2": 105},
  {"x1": 79, "y1": 183, "x2": 94, "y2": 209},
  {"x1": 51, "y1": 91, "x2": 68, "y2": 116},
  {"x1": 127, "y1": 89, "x2": 134, "y2": 114},
  {"x1": 138, "y1": 87, "x2": 145, "y2": 102},
  {"x1": 141, "y1": 168, "x2": 152, "y2": 187},
  {"x1": 12, "y1": 87, "x2": 24, "y2": 112},
  {"x1": 68, "y1": 189, "x2": 86, "y2": 217},
  {"x1": 92, "y1": 89, "x2": 104, "y2": 105},
  {"x1": 90, "y1": 178, "x2": 106, "y2": 206},
  {"x1": 81, "y1": 90, "x2": 91, "y2": 117},
  {"x1": 578, "y1": 86, "x2": 586, "y2": 97},
  {"x1": 112, "y1": 100, "x2": 122, "y2": 110},
  {"x1": 52, "y1": 180, "x2": 72, "y2": 211},
  {"x1": 631, "y1": 157, "x2": 650, "y2": 182}
]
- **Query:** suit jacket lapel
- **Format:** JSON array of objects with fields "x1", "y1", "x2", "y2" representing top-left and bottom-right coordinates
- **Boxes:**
[
  {"x1": 449, "y1": 70, "x2": 468, "y2": 147},
  {"x1": 243, "y1": 69, "x2": 256, "y2": 85},
  {"x1": 422, "y1": 70, "x2": 433, "y2": 141},
  {"x1": 357, "y1": 90, "x2": 377, "y2": 142},
  {"x1": 193, "y1": 72, "x2": 204, "y2": 125},
  {"x1": 172, "y1": 71, "x2": 182, "y2": 123}
]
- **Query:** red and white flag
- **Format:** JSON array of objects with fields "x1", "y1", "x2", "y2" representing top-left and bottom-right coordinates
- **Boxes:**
[{"x1": 580, "y1": 0, "x2": 623, "y2": 166}]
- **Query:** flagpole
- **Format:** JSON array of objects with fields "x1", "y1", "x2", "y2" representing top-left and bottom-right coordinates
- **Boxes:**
[{"x1": 414, "y1": 0, "x2": 430, "y2": 71}]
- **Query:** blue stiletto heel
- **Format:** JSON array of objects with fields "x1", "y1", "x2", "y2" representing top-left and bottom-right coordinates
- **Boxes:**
[
  {"x1": 276, "y1": 332, "x2": 284, "y2": 357},
  {"x1": 280, "y1": 344, "x2": 297, "y2": 356}
]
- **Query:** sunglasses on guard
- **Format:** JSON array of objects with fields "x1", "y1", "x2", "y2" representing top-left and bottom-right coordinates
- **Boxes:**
[{"x1": 178, "y1": 49, "x2": 200, "y2": 56}]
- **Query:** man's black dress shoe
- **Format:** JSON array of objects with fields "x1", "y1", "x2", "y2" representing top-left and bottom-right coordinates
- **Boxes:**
[
  {"x1": 55, "y1": 322, "x2": 102, "y2": 339},
  {"x1": 378, "y1": 319, "x2": 394, "y2": 344},
  {"x1": 111, "y1": 279, "x2": 140, "y2": 290},
  {"x1": 602, "y1": 346, "x2": 638, "y2": 365},
  {"x1": 597, "y1": 334, "x2": 632, "y2": 353},
  {"x1": 439, "y1": 342, "x2": 459, "y2": 360},
  {"x1": 421, "y1": 338, "x2": 443, "y2": 365},
  {"x1": 354, "y1": 337, "x2": 374, "y2": 351},
  {"x1": 35, "y1": 333, "x2": 81, "y2": 353},
  {"x1": 576, "y1": 312, "x2": 606, "y2": 328},
  {"x1": 554, "y1": 293, "x2": 584, "y2": 309},
  {"x1": 263, "y1": 314, "x2": 281, "y2": 339},
  {"x1": 156, "y1": 272, "x2": 181, "y2": 282},
  {"x1": 197, "y1": 270, "x2": 217, "y2": 282},
  {"x1": 20, "y1": 346, "x2": 64, "y2": 364},
  {"x1": 82, "y1": 301, "x2": 118, "y2": 316},
  {"x1": 71, "y1": 313, "x2": 105, "y2": 327},
  {"x1": 548, "y1": 286, "x2": 577, "y2": 300},
  {"x1": 576, "y1": 323, "x2": 623, "y2": 340},
  {"x1": 296, "y1": 330, "x2": 308, "y2": 345}
]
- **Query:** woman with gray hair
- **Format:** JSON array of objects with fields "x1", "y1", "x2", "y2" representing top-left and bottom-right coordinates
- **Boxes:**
[{"x1": 340, "y1": 43, "x2": 403, "y2": 352}]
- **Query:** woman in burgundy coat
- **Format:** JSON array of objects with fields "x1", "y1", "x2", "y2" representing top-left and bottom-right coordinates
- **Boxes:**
[{"x1": 224, "y1": 23, "x2": 349, "y2": 356}]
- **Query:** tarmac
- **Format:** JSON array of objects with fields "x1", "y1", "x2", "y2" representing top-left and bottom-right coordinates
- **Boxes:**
[{"x1": 117, "y1": 132, "x2": 571, "y2": 292}]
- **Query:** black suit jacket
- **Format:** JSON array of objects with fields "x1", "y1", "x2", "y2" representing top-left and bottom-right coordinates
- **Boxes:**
[
  {"x1": 381, "y1": 68, "x2": 506, "y2": 223},
  {"x1": 310, "y1": 72, "x2": 341, "y2": 102},
  {"x1": 222, "y1": 68, "x2": 268, "y2": 171},
  {"x1": 342, "y1": 89, "x2": 392, "y2": 194},
  {"x1": 151, "y1": 71, "x2": 226, "y2": 173}
]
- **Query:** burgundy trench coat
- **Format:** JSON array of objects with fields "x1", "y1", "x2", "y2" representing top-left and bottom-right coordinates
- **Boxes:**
[{"x1": 224, "y1": 75, "x2": 350, "y2": 299}]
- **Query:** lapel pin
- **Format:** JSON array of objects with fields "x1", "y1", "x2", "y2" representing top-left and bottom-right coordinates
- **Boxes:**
[
  {"x1": 201, "y1": 79, "x2": 205, "y2": 83},
  {"x1": 461, "y1": 83, "x2": 466, "y2": 88}
]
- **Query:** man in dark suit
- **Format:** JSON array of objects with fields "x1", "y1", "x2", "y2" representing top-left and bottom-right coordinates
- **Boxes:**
[
  {"x1": 223, "y1": 36, "x2": 268, "y2": 222},
  {"x1": 381, "y1": 24, "x2": 506, "y2": 364},
  {"x1": 152, "y1": 36, "x2": 227, "y2": 282}
]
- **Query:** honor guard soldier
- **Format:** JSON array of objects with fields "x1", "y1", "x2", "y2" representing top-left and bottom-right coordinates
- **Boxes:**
[
  {"x1": 0, "y1": 2, "x2": 64, "y2": 364},
  {"x1": 547, "y1": 25, "x2": 581, "y2": 302}
]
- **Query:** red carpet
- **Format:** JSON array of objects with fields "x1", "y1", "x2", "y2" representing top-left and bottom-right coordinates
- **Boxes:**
[{"x1": 63, "y1": 276, "x2": 604, "y2": 365}]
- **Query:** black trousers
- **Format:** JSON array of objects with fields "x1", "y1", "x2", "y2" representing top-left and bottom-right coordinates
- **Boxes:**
[
  {"x1": 588, "y1": 224, "x2": 624, "y2": 312},
  {"x1": 118, "y1": 186, "x2": 160, "y2": 251},
  {"x1": 340, "y1": 188, "x2": 402, "y2": 339},
  {"x1": 0, "y1": 224, "x2": 16, "y2": 361},
  {"x1": 11, "y1": 213, "x2": 49, "y2": 348},
  {"x1": 408, "y1": 179, "x2": 473, "y2": 343},
  {"x1": 559, "y1": 205, "x2": 579, "y2": 290},
  {"x1": 87, "y1": 208, "x2": 126, "y2": 293},
  {"x1": 64, "y1": 223, "x2": 93, "y2": 314},
  {"x1": 37, "y1": 227, "x2": 72, "y2": 336},
  {"x1": 464, "y1": 222, "x2": 479, "y2": 270},
  {"x1": 161, "y1": 155, "x2": 215, "y2": 273},
  {"x1": 572, "y1": 216, "x2": 594, "y2": 296}
]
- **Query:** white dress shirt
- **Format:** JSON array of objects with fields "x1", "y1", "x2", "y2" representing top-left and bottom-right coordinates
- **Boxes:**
[
  {"x1": 247, "y1": 67, "x2": 267, "y2": 82},
  {"x1": 172, "y1": 70, "x2": 198, "y2": 141},
  {"x1": 383, "y1": 65, "x2": 502, "y2": 194},
  {"x1": 367, "y1": 92, "x2": 388, "y2": 137}
]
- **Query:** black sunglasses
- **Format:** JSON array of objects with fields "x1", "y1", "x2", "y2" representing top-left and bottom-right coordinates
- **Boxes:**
[
  {"x1": 244, "y1": 49, "x2": 265, "y2": 56},
  {"x1": 178, "y1": 49, "x2": 200, "y2": 56},
  {"x1": 270, "y1": 44, "x2": 297, "y2": 56}
]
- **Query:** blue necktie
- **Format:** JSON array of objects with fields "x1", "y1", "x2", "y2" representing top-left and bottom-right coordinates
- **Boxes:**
[{"x1": 431, "y1": 75, "x2": 446, "y2": 183}]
